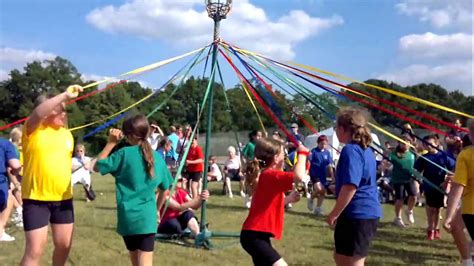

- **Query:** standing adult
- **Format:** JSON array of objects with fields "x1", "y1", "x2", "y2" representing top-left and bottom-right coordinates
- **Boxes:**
[
  {"x1": 287, "y1": 123, "x2": 305, "y2": 153},
  {"x1": 20, "y1": 85, "x2": 83, "y2": 266},
  {"x1": 147, "y1": 121, "x2": 164, "y2": 150}
]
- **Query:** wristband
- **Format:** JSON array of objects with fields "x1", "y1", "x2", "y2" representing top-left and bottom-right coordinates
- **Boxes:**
[{"x1": 297, "y1": 151, "x2": 309, "y2": 157}]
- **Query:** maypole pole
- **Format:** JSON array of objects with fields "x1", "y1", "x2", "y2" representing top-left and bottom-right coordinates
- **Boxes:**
[{"x1": 195, "y1": 0, "x2": 233, "y2": 248}]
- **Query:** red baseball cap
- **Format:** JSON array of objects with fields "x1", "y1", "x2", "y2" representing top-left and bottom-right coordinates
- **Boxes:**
[{"x1": 317, "y1": 135, "x2": 328, "y2": 143}]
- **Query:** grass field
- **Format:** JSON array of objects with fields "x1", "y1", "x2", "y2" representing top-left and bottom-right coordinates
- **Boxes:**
[{"x1": 0, "y1": 174, "x2": 463, "y2": 265}]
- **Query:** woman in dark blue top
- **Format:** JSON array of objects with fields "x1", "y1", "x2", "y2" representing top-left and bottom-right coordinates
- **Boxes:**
[{"x1": 327, "y1": 107, "x2": 381, "y2": 266}]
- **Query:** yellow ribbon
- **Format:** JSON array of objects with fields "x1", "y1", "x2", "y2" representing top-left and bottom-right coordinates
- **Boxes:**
[
  {"x1": 82, "y1": 47, "x2": 206, "y2": 90},
  {"x1": 70, "y1": 74, "x2": 183, "y2": 131},
  {"x1": 289, "y1": 62, "x2": 473, "y2": 119},
  {"x1": 220, "y1": 42, "x2": 472, "y2": 118},
  {"x1": 241, "y1": 82, "x2": 266, "y2": 134}
]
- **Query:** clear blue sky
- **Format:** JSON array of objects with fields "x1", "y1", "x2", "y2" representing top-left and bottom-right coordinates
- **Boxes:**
[{"x1": 1, "y1": 0, "x2": 472, "y2": 95}]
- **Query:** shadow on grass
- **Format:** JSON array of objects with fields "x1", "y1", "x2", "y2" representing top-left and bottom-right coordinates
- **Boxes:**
[
  {"x1": 94, "y1": 206, "x2": 117, "y2": 211},
  {"x1": 206, "y1": 203, "x2": 248, "y2": 212},
  {"x1": 369, "y1": 223, "x2": 456, "y2": 264}
]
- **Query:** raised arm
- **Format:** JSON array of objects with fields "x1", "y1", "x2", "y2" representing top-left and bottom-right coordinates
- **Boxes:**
[
  {"x1": 93, "y1": 129, "x2": 123, "y2": 172},
  {"x1": 293, "y1": 144, "x2": 309, "y2": 183},
  {"x1": 27, "y1": 85, "x2": 83, "y2": 135}
]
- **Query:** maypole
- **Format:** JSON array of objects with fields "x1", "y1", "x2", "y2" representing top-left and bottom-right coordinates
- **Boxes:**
[{"x1": 194, "y1": 0, "x2": 234, "y2": 248}]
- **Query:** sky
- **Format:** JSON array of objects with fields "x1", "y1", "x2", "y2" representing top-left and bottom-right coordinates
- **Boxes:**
[{"x1": 0, "y1": 0, "x2": 472, "y2": 96}]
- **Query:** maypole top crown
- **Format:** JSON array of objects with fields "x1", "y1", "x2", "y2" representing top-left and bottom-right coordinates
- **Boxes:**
[{"x1": 205, "y1": 0, "x2": 232, "y2": 20}]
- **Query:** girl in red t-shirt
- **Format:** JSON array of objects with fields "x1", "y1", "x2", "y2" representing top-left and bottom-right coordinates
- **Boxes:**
[
  {"x1": 185, "y1": 137, "x2": 204, "y2": 199},
  {"x1": 158, "y1": 179, "x2": 209, "y2": 237},
  {"x1": 240, "y1": 138, "x2": 309, "y2": 266}
]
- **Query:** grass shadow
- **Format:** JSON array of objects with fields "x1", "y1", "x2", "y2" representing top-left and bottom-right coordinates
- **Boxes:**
[
  {"x1": 206, "y1": 203, "x2": 248, "y2": 212},
  {"x1": 93, "y1": 206, "x2": 117, "y2": 211}
]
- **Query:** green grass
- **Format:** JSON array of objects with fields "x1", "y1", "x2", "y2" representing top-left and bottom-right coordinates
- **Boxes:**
[{"x1": 0, "y1": 174, "x2": 462, "y2": 265}]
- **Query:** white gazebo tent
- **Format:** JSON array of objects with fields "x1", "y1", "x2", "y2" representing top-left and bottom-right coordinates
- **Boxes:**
[{"x1": 304, "y1": 127, "x2": 382, "y2": 164}]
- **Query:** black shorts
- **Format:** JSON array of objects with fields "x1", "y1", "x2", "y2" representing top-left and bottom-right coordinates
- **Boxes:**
[
  {"x1": 240, "y1": 230, "x2": 281, "y2": 266},
  {"x1": 158, "y1": 210, "x2": 195, "y2": 235},
  {"x1": 188, "y1": 172, "x2": 202, "y2": 182},
  {"x1": 393, "y1": 183, "x2": 415, "y2": 200},
  {"x1": 334, "y1": 216, "x2": 378, "y2": 257},
  {"x1": 226, "y1": 169, "x2": 242, "y2": 181},
  {"x1": 424, "y1": 189, "x2": 444, "y2": 208},
  {"x1": 310, "y1": 176, "x2": 329, "y2": 188},
  {"x1": 462, "y1": 214, "x2": 474, "y2": 240},
  {"x1": 23, "y1": 199, "x2": 74, "y2": 231},
  {"x1": 123, "y1": 233, "x2": 155, "y2": 252}
]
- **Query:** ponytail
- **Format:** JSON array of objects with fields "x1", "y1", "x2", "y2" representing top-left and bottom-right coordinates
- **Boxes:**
[
  {"x1": 139, "y1": 140, "x2": 155, "y2": 179},
  {"x1": 336, "y1": 107, "x2": 372, "y2": 149},
  {"x1": 352, "y1": 126, "x2": 372, "y2": 149},
  {"x1": 245, "y1": 159, "x2": 263, "y2": 192}
]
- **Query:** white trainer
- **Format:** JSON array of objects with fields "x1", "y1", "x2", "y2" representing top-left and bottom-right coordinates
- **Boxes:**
[
  {"x1": 406, "y1": 210, "x2": 415, "y2": 224},
  {"x1": 393, "y1": 217, "x2": 406, "y2": 228},
  {"x1": 0, "y1": 231, "x2": 15, "y2": 242}
]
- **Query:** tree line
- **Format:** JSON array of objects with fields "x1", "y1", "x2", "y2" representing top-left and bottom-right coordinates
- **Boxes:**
[{"x1": 0, "y1": 57, "x2": 472, "y2": 153}]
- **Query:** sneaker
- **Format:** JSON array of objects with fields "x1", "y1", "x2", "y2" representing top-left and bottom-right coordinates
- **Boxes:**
[
  {"x1": 313, "y1": 207, "x2": 324, "y2": 216},
  {"x1": 434, "y1": 229, "x2": 441, "y2": 239},
  {"x1": 406, "y1": 210, "x2": 415, "y2": 224},
  {"x1": 393, "y1": 217, "x2": 406, "y2": 228},
  {"x1": 0, "y1": 231, "x2": 15, "y2": 242},
  {"x1": 10, "y1": 213, "x2": 21, "y2": 224},
  {"x1": 427, "y1": 230, "x2": 435, "y2": 241},
  {"x1": 307, "y1": 198, "x2": 314, "y2": 212},
  {"x1": 240, "y1": 191, "x2": 246, "y2": 198},
  {"x1": 244, "y1": 196, "x2": 251, "y2": 209},
  {"x1": 15, "y1": 221, "x2": 23, "y2": 228},
  {"x1": 228, "y1": 192, "x2": 233, "y2": 199}
]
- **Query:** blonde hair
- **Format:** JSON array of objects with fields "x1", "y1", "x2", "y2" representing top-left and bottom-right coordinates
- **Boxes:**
[
  {"x1": 75, "y1": 143, "x2": 86, "y2": 152},
  {"x1": 245, "y1": 138, "x2": 282, "y2": 191},
  {"x1": 336, "y1": 107, "x2": 372, "y2": 149},
  {"x1": 227, "y1": 146, "x2": 236, "y2": 154},
  {"x1": 9, "y1": 127, "x2": 22, "y2": 144}
]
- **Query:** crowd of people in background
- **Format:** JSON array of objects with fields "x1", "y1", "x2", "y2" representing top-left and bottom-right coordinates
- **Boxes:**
[{"x1": 0, "y1": 85, "x2": 472, "y2": 266}]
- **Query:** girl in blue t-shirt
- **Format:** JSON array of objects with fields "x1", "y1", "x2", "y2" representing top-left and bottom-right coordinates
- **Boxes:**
[{"x1": 327, "y1": 107, "x2": 381, "y2": 266}]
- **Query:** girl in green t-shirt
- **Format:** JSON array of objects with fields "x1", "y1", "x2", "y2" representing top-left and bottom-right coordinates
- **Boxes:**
[
  {"x1": 95, "y1": 114, "x2": 171, "y2": 266},
  {"x1": 389, "y1": 135, "x2": 416, "y2": 228}
]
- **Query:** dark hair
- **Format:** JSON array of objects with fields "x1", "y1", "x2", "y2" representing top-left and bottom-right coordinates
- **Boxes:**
[
  {"x1": 123, "y1": 114, "x2": 155, "y2": 178},
  {"x1": 245, "y1": 138, "x2": 282, "y2": 191},
  {"x1": 336, "y1": 107, "x2": 372, "y2": 149},
  {"x1": 317, "y1": 135, "x2": 328, "y2": 144},
  {"x1": 395, "y1": 134, "x2": 412, "y2": 157},
  {"x1": 248, "y1": 130, "x2": 260, "y2": 142},
  {"x1": 157, "y1": 137, "x2": 172, "y2": 149},
  {"x1": 423, "y1": 135, "x2": 436, "y2": 142}
]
